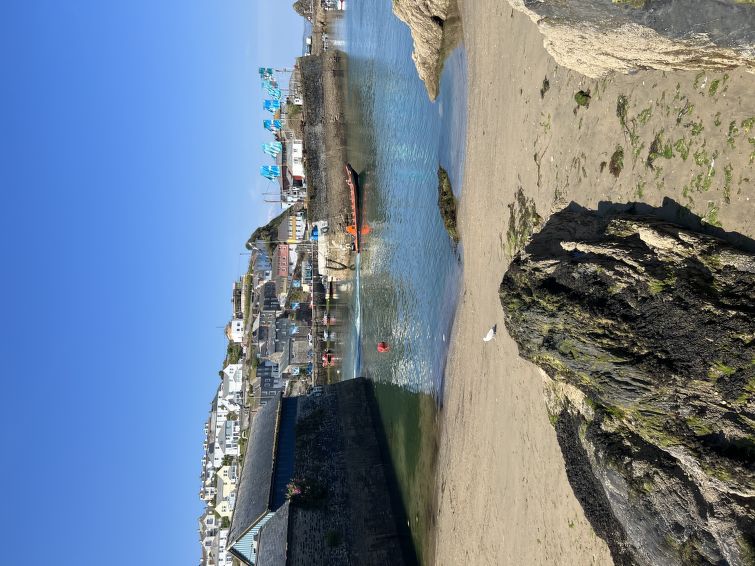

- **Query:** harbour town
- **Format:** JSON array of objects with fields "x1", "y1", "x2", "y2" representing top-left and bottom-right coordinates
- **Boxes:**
[
  {"x1": 196, "y1": 3, "x2": 409, "y2": 564},
  {"x1": 198, "y1": 1, "x2": 755, "y2": 565},
  {"x1": 9, "y1": 0, "x2": 755, "y2": 565}
]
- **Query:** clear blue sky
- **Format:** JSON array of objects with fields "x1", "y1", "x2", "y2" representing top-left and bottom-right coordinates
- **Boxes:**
[{"x1": 0, "y1": 2, "x2": 302, "y2": 564}]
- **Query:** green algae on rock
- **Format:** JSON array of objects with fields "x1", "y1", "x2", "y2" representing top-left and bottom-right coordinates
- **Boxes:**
[
  {"x1": 437, "y1": 167, "x2": 459, "y2": 243},
  {"x1": 500, "y1": 205, "x2": 755, "y2": 566},
  {"x1": 505, "y1": 187, "x2": 541, "y2": 255}
]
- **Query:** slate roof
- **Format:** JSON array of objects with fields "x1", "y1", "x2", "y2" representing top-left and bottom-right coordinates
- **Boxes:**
[
  {"x1": 256, "y1": 500, "x2": 290, "y2": 566},
  {"x1": 227, "y1": 394, "x2": 281, "y2": 546}
]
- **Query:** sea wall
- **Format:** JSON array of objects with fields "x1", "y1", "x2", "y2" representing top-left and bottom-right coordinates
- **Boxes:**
[
  {"x1": 298, "y1": 51, "x2": 354, "y2": 278},
  {"x1": 287, "y1": 378, "x2": 415, "y2": 565},
  {"x1": 299, "y1": 54, "x2": 327, "y2": 207}
]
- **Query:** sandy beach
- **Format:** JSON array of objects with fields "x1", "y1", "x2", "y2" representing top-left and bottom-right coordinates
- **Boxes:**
[{"x1": 434, "y1": 2, "x2": 755, "y2": 564}]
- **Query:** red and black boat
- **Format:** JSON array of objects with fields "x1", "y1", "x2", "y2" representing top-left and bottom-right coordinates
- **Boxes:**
[{"x1": 345, "y1": 163, "x2": 369, "y2": 253}]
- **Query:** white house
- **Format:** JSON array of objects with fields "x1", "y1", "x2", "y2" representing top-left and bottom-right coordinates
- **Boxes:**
[
  {"x1": 199, "y1": 508, "x2": 217, "y2": 533},
  {"x1": 200, "y1": 476, "x2": 217, "y2": 502},
  {"x1": 227, "y1": 319, "x2": 244, "y2": 344},
  {"x1": 290, "y1": 140, "x2": 305, "y2": 179},
  {"x1": 221, "y1": 364, "x2": 243, "y2": 398},
  {"x1": 220, "y1": 419, "x2": 240, "y2": 457},
  {"x1": 217, "y1": 395, "x2": 240, "y2": 418},
  {"x1": 201, "y1": 530, "x2": 216, "y2": 552},
  {"x1": 212, "y1": 529, "x2": 234, "y2": 566},
  {"x1": 212, "y1": 397, "x2": 241, "y2": 467}
]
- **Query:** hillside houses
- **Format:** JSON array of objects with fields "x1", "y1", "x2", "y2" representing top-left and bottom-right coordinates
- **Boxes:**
[
  {"x1": 196, "y1": 39, "x2": 361, "y2": 560},
  {"x1": 198, "y1": 219, "x2": 318, "y2": 566}
]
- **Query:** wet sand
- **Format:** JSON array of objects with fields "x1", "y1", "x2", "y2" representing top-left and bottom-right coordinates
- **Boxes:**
[{"x1": 434, "y1": 1, "x2": 755, "y2": 565}]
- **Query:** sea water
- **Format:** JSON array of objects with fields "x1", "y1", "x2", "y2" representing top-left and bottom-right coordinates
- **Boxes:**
[
  {"x1": 337, "y1": 1, "x2": 468, "y2": 561},
  {"x1": 342, "y1": 1, "x2": 467, "y2": 397}
]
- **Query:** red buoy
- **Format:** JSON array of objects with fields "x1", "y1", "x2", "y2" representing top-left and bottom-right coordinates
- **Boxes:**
[{"x1": 377, "y1": 342, "x2": 390, "y2": 353}]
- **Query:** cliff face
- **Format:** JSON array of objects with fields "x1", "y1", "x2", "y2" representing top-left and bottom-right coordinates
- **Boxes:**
[
  {"x1": 392, "y1": 0, "x2": 462, "y2": 100},
  {"x1": 507, "y1": 0, "x2": 755, "y2": 78},
  {"x1": 395, "y1": 0, "x2": 753, "y2": 93},
  {"x1": 500, "y1": 207, "x2": 755, "y2": 566}
]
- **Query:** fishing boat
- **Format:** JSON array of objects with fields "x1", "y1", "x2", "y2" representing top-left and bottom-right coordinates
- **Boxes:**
[{"x1": 345, "y1": 163, "x2": 369, "y2": 253}]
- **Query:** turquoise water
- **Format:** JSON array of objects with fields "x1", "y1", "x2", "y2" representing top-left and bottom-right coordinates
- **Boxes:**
[{"x1": 343, "y1": 1, "x2": 467, "y2": 399}]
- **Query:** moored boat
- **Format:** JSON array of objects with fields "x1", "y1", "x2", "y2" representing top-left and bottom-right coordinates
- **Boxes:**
[{"x1": 345, "y1": 163, "x2": 368, "y2": 253}]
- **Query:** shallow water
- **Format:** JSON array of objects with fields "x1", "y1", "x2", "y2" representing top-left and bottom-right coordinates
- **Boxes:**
[
  {"x1": 343, "y1": 3, "x2": 467, "y2": 397},
  {"x1": 338, "y1": 1, "x2": 468, "y2": 562}
]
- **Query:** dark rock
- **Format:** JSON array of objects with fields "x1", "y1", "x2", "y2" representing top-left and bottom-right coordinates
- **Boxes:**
[{"x1": 500, "y1": 204, "x2": 755, "y2": 566}]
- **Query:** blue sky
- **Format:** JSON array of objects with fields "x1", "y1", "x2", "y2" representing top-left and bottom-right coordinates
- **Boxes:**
[{"x1": 0, "y1": 1, "x2": 302, "y2": 564}]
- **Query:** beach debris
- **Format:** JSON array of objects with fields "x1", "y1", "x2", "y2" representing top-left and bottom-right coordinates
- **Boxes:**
[
  {"x1": 483, "y1": 325, "x2": 497, "y2": 342},
  {"x1": 609, "y1": 146, "x2": 625, "y2": 177},
  {"x1": 540, "y1": 76, "x2": 550, "y2": 99}
]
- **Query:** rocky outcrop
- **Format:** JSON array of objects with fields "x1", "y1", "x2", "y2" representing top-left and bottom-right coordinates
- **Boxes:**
[
  {"x1": 392, "y1": 0, "x2": 462, "y2": 100},
  {"x1": 397, "y1": 0, "x2": 754, "y2": 94},
  {"x1": 500, "y1": 205, "x2": 755, "y2": 566},
  {"x1": 507, "y1": 0, "x2": 755, "y2": 77}
]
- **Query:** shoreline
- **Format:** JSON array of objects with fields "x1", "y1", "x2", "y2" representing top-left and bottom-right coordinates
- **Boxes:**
[
  {"x1": 433, "y1": 0, "x2": 755, "y2": 564},
  {"x1": 433, "y1": 6, "x2": 615, "y2": 563}
]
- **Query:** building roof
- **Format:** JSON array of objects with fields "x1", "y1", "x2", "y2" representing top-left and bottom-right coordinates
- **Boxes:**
[
  {"x1": 256, "y1": 501, "x2": 290, "y2": 566},
  {"x1": 266, "y1": 350, "x2": 284, "y2": 367},
  {"x1": 227, "y1": 394, "x2": 281, "y2": 547}
]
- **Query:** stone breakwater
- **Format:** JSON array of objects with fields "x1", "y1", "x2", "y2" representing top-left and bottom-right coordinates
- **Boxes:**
[
  {"x1": 500, "y1": 206, "x2": 755, "y2": 566},
  {"x1": 287, "y1": 378, "x2": 416, "y2": 565},
  {"x1": 299, "y1": 51, "x2": 354, "y2": 279}
]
